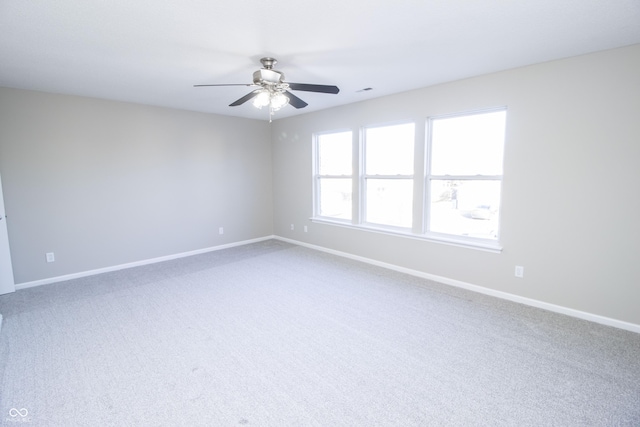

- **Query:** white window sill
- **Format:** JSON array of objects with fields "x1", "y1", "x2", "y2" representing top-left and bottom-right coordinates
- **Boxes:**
[{"x1": 310, "y1": 217, "x2": 503, "y2": 253}]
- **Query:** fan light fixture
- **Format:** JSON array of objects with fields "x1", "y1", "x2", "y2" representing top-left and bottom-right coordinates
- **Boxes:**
[
  {"x1": 270, "y1": 92, "x2": 289, "y2": 110},
  {"x1": 252, "y1": 90, "x2": 271, "y2": 108},
  {"x1": 252, "y1": 88, "x2": 290, "y2": 122},
  {"x1": 252, "y1": 88, "x2": 289, "y2": 111}
]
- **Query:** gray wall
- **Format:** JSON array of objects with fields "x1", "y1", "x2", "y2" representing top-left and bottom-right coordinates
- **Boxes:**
[
  {"x1": 271, "y1": 44, "x2": 640, "y2": 326},
  {"x1": 0, "y1": 88, "x2": 273, "y2": 283}
]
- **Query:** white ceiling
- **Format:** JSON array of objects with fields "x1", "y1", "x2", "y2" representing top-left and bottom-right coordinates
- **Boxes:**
[{"x1": 1, "y1": 0, "x2": 639, "y2": 121}]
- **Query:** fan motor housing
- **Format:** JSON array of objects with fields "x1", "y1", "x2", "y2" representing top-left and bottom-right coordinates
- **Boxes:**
[{"x1": 253, "y1": 69, "x2": 284, "y2": 85}]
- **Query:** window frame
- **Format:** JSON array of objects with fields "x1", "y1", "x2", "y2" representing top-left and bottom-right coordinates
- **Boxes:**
[
  {"x1": 361, "y1": 122, "x2": 415, "y2": 230},
  {"x1": 424, "y1": 107, "x2": 507, "y2": 244},
  {"x1": 311, "y1": 107, "x2": 506, "y2": 253},
  {"x1": 312, "y1": 129, "x2": 354, "y2": 223}
]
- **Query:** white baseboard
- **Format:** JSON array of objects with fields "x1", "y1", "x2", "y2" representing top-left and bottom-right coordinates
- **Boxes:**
[
  {"x1": 274, "y1": 236, "x2": 640, "y2": 334},
  {"x1": 15, "y1": 235, "x2": 275, "y2": 291}
]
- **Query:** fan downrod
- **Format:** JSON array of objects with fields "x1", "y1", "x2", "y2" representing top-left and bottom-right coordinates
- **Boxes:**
[{"x1": 260, "y1": 57, "x2": 277, "y2": 70}]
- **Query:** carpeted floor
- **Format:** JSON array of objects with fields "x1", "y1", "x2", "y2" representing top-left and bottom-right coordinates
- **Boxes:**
[{"x1": 0, "y1": 239, "x2": 639, "y2": 426}]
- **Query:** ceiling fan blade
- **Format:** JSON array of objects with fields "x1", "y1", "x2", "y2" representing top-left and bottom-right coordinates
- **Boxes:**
[
  {"x1": 194, "y1": 83, "x2": 255, "y2": 88},
  {"x1": 229, "y1": 89, "x2": 262, "y2": 106},
  {"x1": 285, "y1": 91, "x2": 308, "y2": 109},
  {"x1": 287, "y1": 83, "x2": 340, "y2": 94}
]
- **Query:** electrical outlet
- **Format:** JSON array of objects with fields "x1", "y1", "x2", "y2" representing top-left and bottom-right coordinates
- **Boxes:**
[
  {"x1": 304, "y1": 225, "x2": 308, "y2": 232},
  {"x1": 219, "y1": 227, "x2": 224, "y2": 235},
  {"x1": 290, "y1": 224, "x2": 294, "y2": 231},
  {"x1": 515, "y1": 265, "x2": 524, "y2": 278},
  {"x1": 46, "y1": 252, "x2": 55, "y2": 263}
]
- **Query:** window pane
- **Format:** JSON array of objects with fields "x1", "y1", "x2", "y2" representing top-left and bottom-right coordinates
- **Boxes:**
[
  {"x1": 365, "y1": 123, "x2": 414, "y2": 175},
  {"x1": 318, "y1": 131, "x2": 352, "y2": 175},
  {"x1": 429, "y1": 180, "x2": 501, "y2": 239},
  {"x1": 431, "y1": 110, "x2": 505, "y2": 175},
  {"x1": 365, "y1": 179, "x2": 413, "y2": 228},
  {"x1": 319, "y1": 178, "x2": 352, "y2": 220}
]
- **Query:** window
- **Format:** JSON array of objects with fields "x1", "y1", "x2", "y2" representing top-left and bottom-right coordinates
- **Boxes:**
[
  {"x1": 312, "y1": 108, "x2": 506, "y2": 250},
  {"x1": 427, "y1": 109, "x2": 506, "y2": 240},
  {"x1": 363, "y1": 123, "x2": 414, "y2": 228},
  {"x1": 314, "y1": 131, "x2": 353, "y2": 220}
]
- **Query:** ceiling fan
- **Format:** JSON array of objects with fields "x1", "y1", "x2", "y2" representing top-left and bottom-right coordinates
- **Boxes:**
[{"x1": 194, "y1": 57, "x2": 340, "y2": 118}]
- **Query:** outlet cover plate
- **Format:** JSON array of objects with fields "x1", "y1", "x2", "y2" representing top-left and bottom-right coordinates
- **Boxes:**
[{"x1": 515, "y1": 265, "x2": 524, "y2": 278}]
